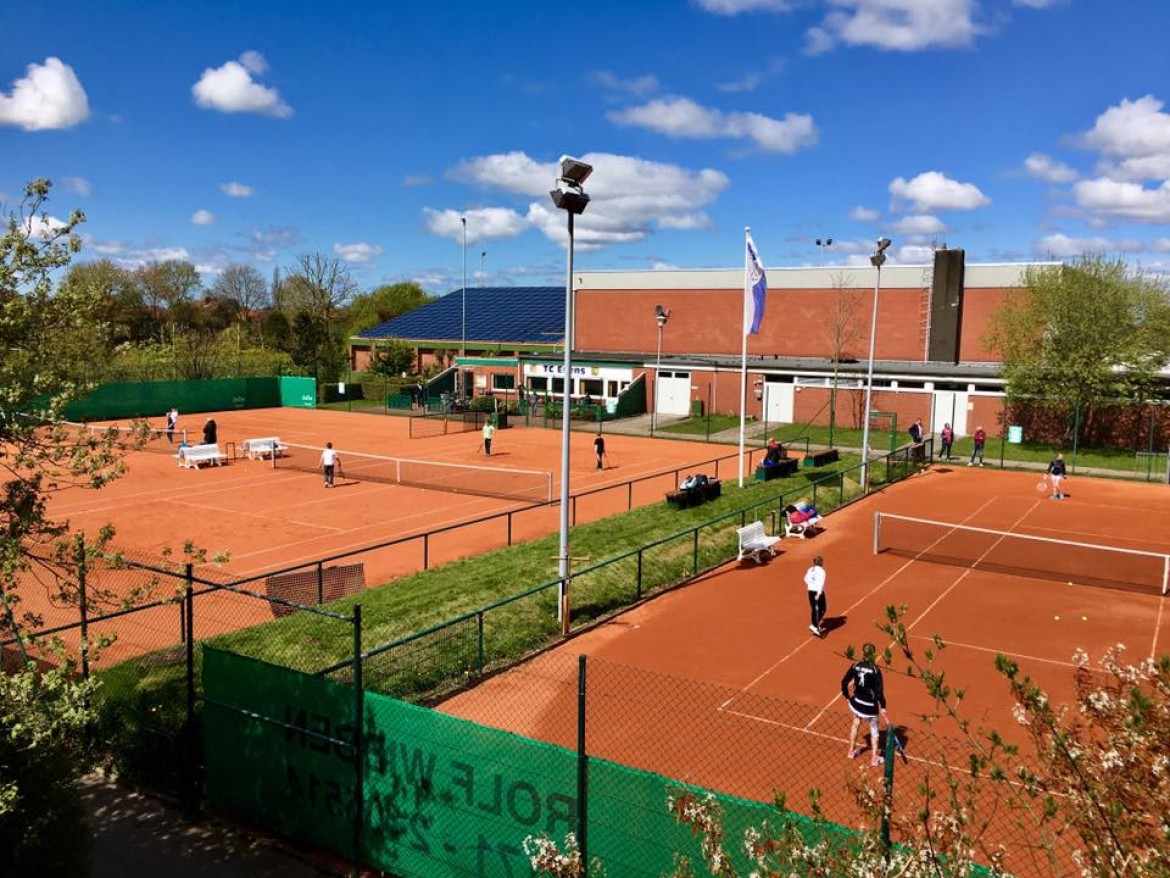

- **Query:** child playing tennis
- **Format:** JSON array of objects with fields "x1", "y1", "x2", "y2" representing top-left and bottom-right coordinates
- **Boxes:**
[{"x1": 841, "y1": 643, "x2": 889, "y2": 766}]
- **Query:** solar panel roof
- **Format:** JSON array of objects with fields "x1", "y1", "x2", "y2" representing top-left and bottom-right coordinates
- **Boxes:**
[{"x1": 357, "y1": 286, "x2": 564, "y2": 344}]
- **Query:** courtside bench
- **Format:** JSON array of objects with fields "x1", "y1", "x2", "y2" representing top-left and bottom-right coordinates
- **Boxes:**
[
  {"x1": 178, "y1": 443, "x2": 228, "y2": 469},
  {"x1": 665, "y1": 478, "x2": 722, "y2": 509},
  {"x1": 241, "y1": 437, "x2": 287, "y2": 460},
  {"x1": 754, "y1": 458, "x2": 799, "y2": 480},
  {"x1": 736, "y1": 521, "x2": 781, "y2": 563},
  {"x1": 801, "y1": 449, "x2": 840, "y2": 468}
]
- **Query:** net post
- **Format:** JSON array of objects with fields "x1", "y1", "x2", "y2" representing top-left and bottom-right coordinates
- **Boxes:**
[
  {"x1": 1163, "y1": 556, "x2": 1168, "y2": 596},
  {"x1": 873, "y1": 512, "x2": 881, "y2": 555}
]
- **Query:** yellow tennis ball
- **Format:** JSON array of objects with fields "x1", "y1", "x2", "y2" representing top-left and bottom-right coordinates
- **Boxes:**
[
  {"x1": 1067, "y1": 580, "x2": 1073, "y2": 585},
  {"x1": 1054, "y1": 615, "x2": 1061, "y2": 620},
  {"x1": 1081, "y1": 616, "x2": 1088, "y2": 621}
]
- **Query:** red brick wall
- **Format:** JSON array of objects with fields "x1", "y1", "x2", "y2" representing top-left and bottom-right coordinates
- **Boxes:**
[
  {"x1": 960, "y1": 288, "x2": 1019, "y2": 362},
  {"x1": 576, "y1": 286, "x2": 928, "y2": 361}
]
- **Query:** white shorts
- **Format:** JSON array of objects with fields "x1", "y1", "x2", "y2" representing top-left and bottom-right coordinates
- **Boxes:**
[{"x1": 849, "y1": 699, "x2": 879, "y2": 731}]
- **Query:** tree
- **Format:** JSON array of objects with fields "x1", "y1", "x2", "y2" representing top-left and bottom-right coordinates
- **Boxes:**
[
  {"x1": 984, "y1": 256, "x2": 1170, "y2": 438},
  {"x1": 347, "y1": 282, "x2": 434, "y2": 336},
  {"x1": 281, "y1": 252, "x2": 357, "y2": 324},
  {"x1": 135, "y1": 259, "x2": 202, "y2": 338},
  {"x1": 211, "y1": 263, "x2": 270, "y2": 330},
  {"x1": 824, "y1": 272, "x2": 866, "y2": 443},
  {"x1": 369, "y1": 337, "x2": 415, "y2": 377},
  {"x1": 0, "y1": 179, "x2": 132, "y2": 875},
  {"x1": 60, "y1": 260, "x2": 149, "y2": 344}
]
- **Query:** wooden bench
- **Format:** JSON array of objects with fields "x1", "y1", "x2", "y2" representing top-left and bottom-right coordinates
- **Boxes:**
[
  {"x1": 755, "y1": 458, "x2": 799, "y2": 480},
  {"x1": 801, "y1": 449, "x2": 840, "y2": 468},
  {"x1": 783, "y1": 509, "x2": 822, "y2": 539},
  {"x1": 665, "y1": 478, "x2": 722, "y2": 509},
  {"x1": 737, "y1": 521, "x2": 781, "y2": 563},
  {"x1": 177, "y1": 443, "x2": 228, "y2": 469},
  {"x1": 241, "y1": 436, "x2": 287, "y2": 460}
]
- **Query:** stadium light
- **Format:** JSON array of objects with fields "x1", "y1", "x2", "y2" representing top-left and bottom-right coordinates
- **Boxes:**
[
  {"x1": 860, "y1": 237, "x2": 892, "y2": 491},
  {"x1": 652, "y1": 305, "x2": 670, "y2": 435},
  {"x1": 460, "y1": 216, "x2": 467, "y2": 400},
  {"x1": 550, "y1": 155, "x2": 592, "y2": 633},
  {"x1": 815, "y1": 237, "x2": 833, "y2": 265}
]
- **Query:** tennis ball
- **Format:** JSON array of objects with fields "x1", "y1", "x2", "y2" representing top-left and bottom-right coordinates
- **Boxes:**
[
  {"x1": 1067, "y1": 580, "x2": 1073, "y2": 585},
  {"x1": 1054, "y1": 615, "x2": 1061, "y2": 621},
  {"x1": 1081, "y1": 616, "x2": 1088, "y2": 622}
]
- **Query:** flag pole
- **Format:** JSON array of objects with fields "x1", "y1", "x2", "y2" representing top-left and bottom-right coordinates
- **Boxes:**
[{"x1": 738, "y1": 226, "x2": 750, "y2": 487}]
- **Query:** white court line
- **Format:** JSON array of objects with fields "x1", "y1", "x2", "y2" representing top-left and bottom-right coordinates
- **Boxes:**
[{"x1": 907, "y1": 635, "x2": 1080, "y2": 670}]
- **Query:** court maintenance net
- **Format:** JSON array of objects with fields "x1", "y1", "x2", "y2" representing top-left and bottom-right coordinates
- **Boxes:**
[
  {"x1": 274, "y1": 442, "x2": 553, "y2": 503},
  {"x1": 874, "y1": 512, "x2": 1170, "y2": 596}
]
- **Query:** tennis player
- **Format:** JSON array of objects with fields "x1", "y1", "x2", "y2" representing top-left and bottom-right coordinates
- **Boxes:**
[
  {"x1": 320, "y1": 442, "x2": 338, "y2": 488},
  {"x1": 1046, "y1": 453, "x2": 1068, "y2": 500},
  {"x1": 165, "y1": 407, "x2": 179, "y2": 443},
  {"x1": 804, "y1": 555, "x2": 827, "y2": 637},
  {"x1": 482, "y1": 419, "x2": 495, "y2": 456},
  {"x1": 841, "y1": 643, "x2": 889, "y2": 766},
  {"x1": 593, "y1": 433, "x2": 606, "y2": 470}
]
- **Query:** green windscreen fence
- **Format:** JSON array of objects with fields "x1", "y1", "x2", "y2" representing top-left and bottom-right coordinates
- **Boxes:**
[
  {"x1": 60, "y1": 375, "x2": 315, "y2": 421},
  {"x1": 203, "y1": 649, "x2": 847, "y2": 877}
]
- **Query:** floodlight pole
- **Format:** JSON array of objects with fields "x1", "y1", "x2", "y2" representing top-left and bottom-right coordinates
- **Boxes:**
[
  {"x1": 652, "y1": 307, "x2": 668, "y2": 435},
  {"x1": 550, "y1": 156, "x2": 592, "y2": 634},
  {"x1": 461, "y1": 216, "x2": 467, "y2": 399},
  {"x1": 860, "y1": 238, "x2": 891, "y2": 492},
  {"x1": 480, "y1": 250, "x2": 487, "y2": 285}
]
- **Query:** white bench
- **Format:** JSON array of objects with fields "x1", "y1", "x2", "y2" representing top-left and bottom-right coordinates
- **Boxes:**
[
  {"x1": 783, "y1": 509, "x2": 822, "y2": 539},
  {"x1": 737, "y1": 521, "x2": 781, "y2": 563},
  {"x1": 177, "y1": 443, "x2": 228, "y2": 469},
  {"x1": 241, "y1": 437, "x2": 287, "y2": 460}
]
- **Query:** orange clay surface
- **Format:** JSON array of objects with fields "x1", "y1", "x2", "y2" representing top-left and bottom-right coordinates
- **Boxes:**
[
  {"x1": 31, "y1": 407, "x2": 752, "y2": 661},
  {"x1": 440, "y1": 466, "x2": 1170, "y2": 875}
]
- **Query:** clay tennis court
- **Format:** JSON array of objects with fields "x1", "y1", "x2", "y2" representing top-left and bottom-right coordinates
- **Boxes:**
[
  {"x1": 32, "y1": 407, "x2": 752, "y2": 662},
  {"x1": 440, "y1": 467, "x2": 1170, "y2": 876}
]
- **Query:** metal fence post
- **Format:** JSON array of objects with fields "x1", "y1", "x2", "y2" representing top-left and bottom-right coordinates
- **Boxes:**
[
  {"x1": 351, "y1": 604, "x2": 364, "y2": 878},
  {"x1": 880, "y1": 725, "x2": 895, "y2": 854},
  {"x1": 477, "y1": 611, "x2": 485, "y2": 675},
  {"x1": 76, "y1": 534, "x2": 90, "y2": 682},
  {"x1": 636, "y1": 549, "x2": 643, "y2": 601},
  {"x1": 185, "y1": 563, "x2": 197, "y2": 812},
  {"x1": 576, "y1": 655, "x2": 588, "y2": 870},
  {"x1": 316, "y1": 561, "x2": 324, "y2": 605}
]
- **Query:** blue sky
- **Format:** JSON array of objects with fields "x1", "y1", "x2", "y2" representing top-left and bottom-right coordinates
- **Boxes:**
[{"x1": 3, "y1": 0, "x2": 1169, "y2": 293}]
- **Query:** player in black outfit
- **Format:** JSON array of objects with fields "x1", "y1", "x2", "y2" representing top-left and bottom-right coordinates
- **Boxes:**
[
  {"x1": 841, "y1": 643, "x2": 889, "y2": 766},
  {"x1": 593, "y1": 433, "x2": 606, "y2": 470},
  {"x1": 1046, "y1": 453, "x2": 1068, "y2": 500}
]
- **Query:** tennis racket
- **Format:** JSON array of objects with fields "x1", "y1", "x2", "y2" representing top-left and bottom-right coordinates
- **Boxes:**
[{"x1": 1035, "y1": 475, "x2": 1049, "y2": 493}]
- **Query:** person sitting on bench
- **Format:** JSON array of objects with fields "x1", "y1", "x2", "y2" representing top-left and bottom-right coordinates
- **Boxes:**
[
  {"x1": 762, "y1": 439, "x2": 785, "y2": 467},
  {"x1": 786, "y1": 501, "x2": 821, "y2": 524}
]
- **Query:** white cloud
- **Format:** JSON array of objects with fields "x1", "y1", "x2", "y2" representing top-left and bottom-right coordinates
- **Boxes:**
[
  {"x1": 111, "y1": 246, "x2": 192, "y2": 269},
  {"x1": 191, "y1": 210, "x2": 215, "y2": 225},
  {"x1": 220, "y1": 181, "x2": 255, "y2": 197},
  {"x1": 192, "y1": 52, "x2": 292, "y2": 118},
  {"x1": 1154, "y1": 238, "x2": 1170, "y2": 252},
  {"x1": 608, "y1": 96, "x2": 817, "y2": 154},
  {"x1": 446, "y1": 151, "x2": 731, "y2": 251},
  {"x1": 590, "y1": 71, "x2": 659, "y2": 96},
  {"x1": 1032, "y1": 233, "x2": 1142, "y2": 258},
  {"x1": 887, "y1": 214, "x2": 948, "y2": 235},
  {"x1": 849, "y1": 205, "x2": 881, "y2": 222},
  {"x1": 1023, "y1": 153, "x2": 1078, "y2": 183},
  {"x1": 333, "y1": 242, "x2": 385, "y2": 264},
  {"x1": 1072, "y1": 178, "x2": 1170, "y2": 223},
  {"x1": 402, "y1": 174, "x2": 432, "y2": 186},
  {"x1": 806, "y1": 0, "x2": 981, "y2": 54},
  {"x1": 1014, "y1": 0, "x2": 1065, "y2": 7},
  {"x1": 26, "y1": 214, "x2": 68, "y2": 240},
  {"x1": 889, "y1": 171, "x2": 990, "y2": 211},
  {"x1": 424, "y1": 207, "x2": 530, "y2": 244},
  {"x1": 1078, "y1": 96, "x2": 1170, "y2": 161},
  {"x1": 693, "y1": 0, "x2": 795, "y2": 13},
  {"x1": 62, "y1": 176, "x2": 92, "y2": 197},
  {"x1": 0, "y1": 57, "x2": 90, "y2": 131}
]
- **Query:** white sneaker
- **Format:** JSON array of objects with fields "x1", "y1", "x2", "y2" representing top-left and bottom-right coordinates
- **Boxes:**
[
  {"x1": 808, "y1": 624, "x2": 820, "y2": 636},
  {"x1": 967, "y1": 461, "x2": 973, "y2": 466}
]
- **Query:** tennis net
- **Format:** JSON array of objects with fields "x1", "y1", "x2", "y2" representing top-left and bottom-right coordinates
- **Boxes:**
[
  {"x1": 70, "y1": 422, "x2": 189, "y2": 454},
  {"x1": 275, "y1": 443, "x2": 553, "y2": 503},
  {"x1": 408, "y1": 411, "x2": 488, "y2": 439},
  {"x1": 874, "y1": 512, "x2": 1169, "y2": 596}
]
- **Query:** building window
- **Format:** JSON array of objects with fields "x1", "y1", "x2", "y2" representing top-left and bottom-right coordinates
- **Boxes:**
[
  {"x1": 492, "y1": 374, "x2": 515, "y2": 391},
  {"x1": 580, "y1": 378, "x2": 603, "y2": 398},
  {"x1": 529, "y1": 377, "x2": 548, "y2": 394}
]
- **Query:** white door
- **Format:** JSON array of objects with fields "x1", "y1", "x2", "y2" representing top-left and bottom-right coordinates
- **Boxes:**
[
  {"x1": 931, "y1": 390, "x2": 969, "y2": 436},
  {"x1": 657, "y1": 372, "x2": 692, "y2": 415},
  {"x1": 763, "y1": 382, "x2": 795, "y2": 424}
]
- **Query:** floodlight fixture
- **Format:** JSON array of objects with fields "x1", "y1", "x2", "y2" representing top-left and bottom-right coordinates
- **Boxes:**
[
  {"x1": 559, "y1": 155, "x2": 593, "y2": 186},
  {"x1": 815, "y1": 237, "x2": 833, "y2": 247},
  {"x1": 876, "y1": 237, "x2": 892, "y2": 252},
  {"x1": 655, "y1": 304, "x2": 670, "y2": 328}
]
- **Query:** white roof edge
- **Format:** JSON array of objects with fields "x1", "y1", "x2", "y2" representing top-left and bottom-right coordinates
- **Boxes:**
[{"x1": 577, "y1": 261, "x2": 1058, "y2": 291}]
